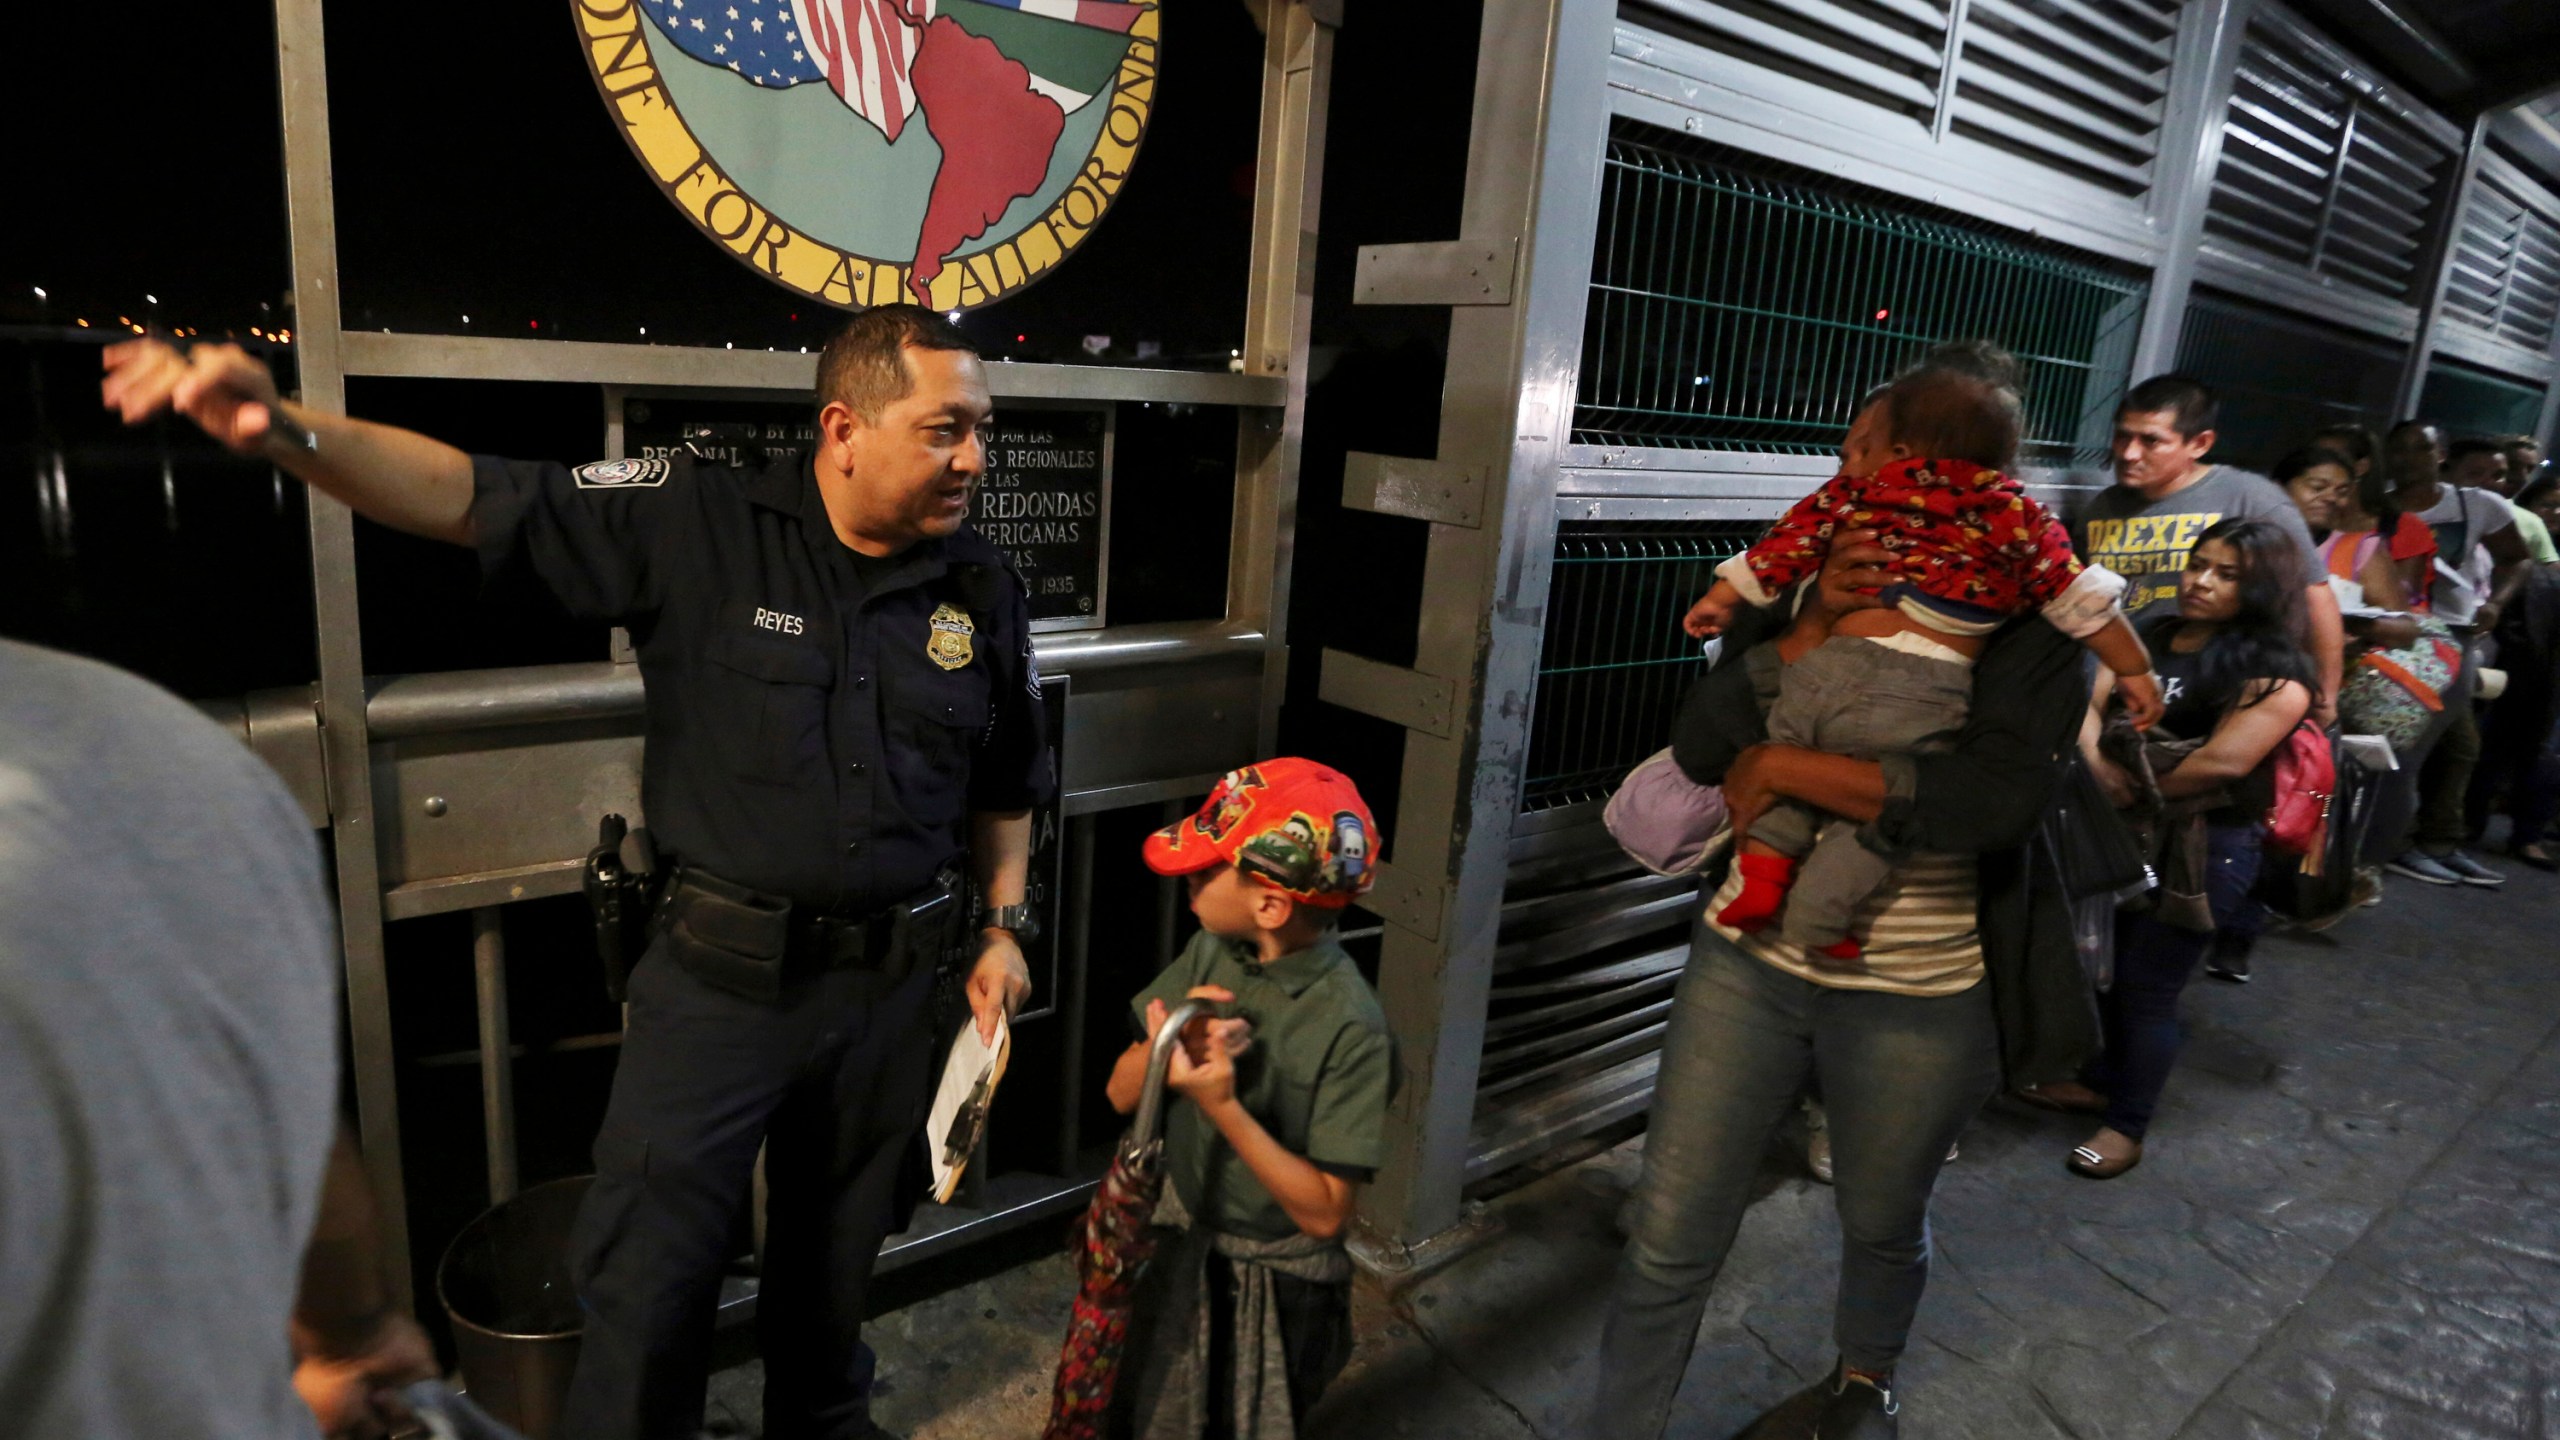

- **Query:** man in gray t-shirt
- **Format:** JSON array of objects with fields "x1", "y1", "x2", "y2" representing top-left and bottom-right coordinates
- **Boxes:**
[
  {"x1": 2067, "y1": 376, "x2": 2342, "y2": 721},
  {"x1": 0, "y1": 640, "x2": 339, "y2": 1437}
]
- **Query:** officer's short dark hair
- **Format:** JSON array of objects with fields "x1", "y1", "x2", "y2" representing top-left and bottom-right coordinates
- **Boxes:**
[
  {"x1": 1882, "y1": 368, "x2": 2021, "y2": 471},
  {"x1": 2121, "y1": 375, "x2": 2218, "y2": 439},
  {"x1": 817, "y1": 305, "x2": 981, "y2": 420},
  {"x1": 2447, "y1": 437, "x2": 2505, "y2": 465}
]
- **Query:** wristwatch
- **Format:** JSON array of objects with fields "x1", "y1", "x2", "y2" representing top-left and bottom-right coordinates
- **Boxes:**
[{"x1": 976, "y1": 903, "x2": 1041, "y2": 945}]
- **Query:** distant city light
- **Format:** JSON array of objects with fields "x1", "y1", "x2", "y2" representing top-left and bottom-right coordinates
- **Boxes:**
[
  {"x1": 251, "y1": 327, "x2": 264, "y2": 337},
  {"x1": 1874, "y1": 309, "x2": 1889, "y2": 320},
  {"x1": 76, "y1": 318, "x2": 88, "y2": 327},
  {"x1": 947, "y1": 310, "x2": 961, "y2": 322},
  {"x1": 462, "y1": 315, "x2": 471, "y2": 324},
  {"x1": 639, "y1": 327, "x2": 647, "y2": 335},
  {"x1": 530, "y1": 319, "x2": 540, "y2": 330},
  {"x1": 31, "y1": 286, "x2": 45, "y2": 300},
  {"x1": 145, "y1": 294, "x2": 158, "y2": 305}
]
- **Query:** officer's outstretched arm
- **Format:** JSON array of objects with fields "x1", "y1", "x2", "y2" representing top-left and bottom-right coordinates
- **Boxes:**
[{"x1": 102, "y1": 339, "x2": 478, "y2": 547}]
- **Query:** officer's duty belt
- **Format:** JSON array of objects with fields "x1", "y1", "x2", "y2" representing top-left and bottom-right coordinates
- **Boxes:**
[{"x1": 658, "y1": 865, "x2": 958, "y2": 1002}]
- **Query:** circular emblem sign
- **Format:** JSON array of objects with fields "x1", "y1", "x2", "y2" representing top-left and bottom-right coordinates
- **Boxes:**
[{"x1": 572, "y1": 0, "x2": 1159, "y2": 312}]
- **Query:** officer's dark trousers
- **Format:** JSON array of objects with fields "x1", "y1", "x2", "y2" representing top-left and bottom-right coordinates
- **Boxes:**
[{"x1": 562, "y1": 941, "x2": 938, "y2": 1440}]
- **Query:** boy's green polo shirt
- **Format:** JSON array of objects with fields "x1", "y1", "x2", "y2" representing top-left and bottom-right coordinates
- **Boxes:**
[{"x1": 1129, "y1": 930, "x2": 1393, "y2": 1242}]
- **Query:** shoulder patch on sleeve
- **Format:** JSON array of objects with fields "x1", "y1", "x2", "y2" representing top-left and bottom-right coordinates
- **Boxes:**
[{"x1": 573, "y1": 458, "x2": 671, "y2": 490}]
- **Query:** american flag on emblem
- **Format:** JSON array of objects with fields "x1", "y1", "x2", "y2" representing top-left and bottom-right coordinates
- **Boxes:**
[{"x1": 790, "y1": 0, "x2": 933, "y2": 143}]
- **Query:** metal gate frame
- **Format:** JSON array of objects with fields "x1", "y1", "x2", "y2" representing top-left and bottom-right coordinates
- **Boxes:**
[{"x1": 267, "y1": 0, "x2": 1338, "y2": 1305}]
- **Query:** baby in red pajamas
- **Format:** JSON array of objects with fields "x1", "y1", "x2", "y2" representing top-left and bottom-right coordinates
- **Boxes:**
[{"x1": 1684, "y1": 370, "x2": 2162, "y2": 956}]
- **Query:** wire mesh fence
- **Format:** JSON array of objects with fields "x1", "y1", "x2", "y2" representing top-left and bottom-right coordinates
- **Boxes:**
[
  {"x1": 1576, "y1": 122, "x2": 2148, "y2": 467},
  {"x1": 2416, "y1": 360, "x2": 2548, "y2": 441},
  {"x1": 1522, "y1": 520, "x2": 1768, "y2": 813},
  {"x1": 2174, "y1": 292, "x2": 2409, "y2": 470}
]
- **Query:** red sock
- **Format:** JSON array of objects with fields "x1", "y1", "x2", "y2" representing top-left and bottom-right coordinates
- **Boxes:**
[
  {"x1": 1716, "y1": 853, "x2": 1798, "y2": 933},
  {"x1": 1818, "y1": 935, "x2": 1864, "y2": 960}
]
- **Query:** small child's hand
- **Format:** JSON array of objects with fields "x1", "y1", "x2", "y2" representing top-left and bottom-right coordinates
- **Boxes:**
[
  {"x1": 1683, "y1": 579, "x2": 1745, "y2": 639},
  {"x1": 2117, "y1": 671, "x2": 2165, "y2": 732},
  {"x1": 1166, "y1": 1034, "x2": 1237, "y2": 1111},
  {"x1": 1145, "y1": 986, "x2": 1238, "y2": 1064}
]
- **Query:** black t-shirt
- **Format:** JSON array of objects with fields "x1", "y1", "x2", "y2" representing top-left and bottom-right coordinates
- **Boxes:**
[{"x1": 2146, "y1": 624, "x2": 2283, "y2": 819}]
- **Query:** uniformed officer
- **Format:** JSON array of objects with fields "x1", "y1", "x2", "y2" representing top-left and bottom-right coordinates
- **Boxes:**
[{"x1": 103, "y1": 305, "x2": 1055, "y2": 1440}]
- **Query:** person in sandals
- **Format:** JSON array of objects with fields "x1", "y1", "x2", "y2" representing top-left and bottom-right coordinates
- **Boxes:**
[{"x1": 1103, "y1": 759, "x2": 1392, "y2": 1438}]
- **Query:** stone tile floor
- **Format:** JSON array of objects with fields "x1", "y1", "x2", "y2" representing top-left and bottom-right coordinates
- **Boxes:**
[{"x1": 708, "y1": 859, "x2": 2560, "y2": 1438}]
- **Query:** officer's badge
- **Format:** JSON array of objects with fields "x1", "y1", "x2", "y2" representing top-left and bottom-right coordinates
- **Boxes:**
[
  {"x1": 573, "y1": 458, "x2": 671, "y2": 489},
  {"x1": 927, "y1": 604, "x2": 976, "y2": 671}
]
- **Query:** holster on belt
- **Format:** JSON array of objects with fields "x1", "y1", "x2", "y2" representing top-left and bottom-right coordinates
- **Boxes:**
[
  {"x1": 655, "y1": 864, "x2": 968, "y2": 1005},
  {"x1": 583, "y1": 814, "x2": 666, "y2": 1003}
]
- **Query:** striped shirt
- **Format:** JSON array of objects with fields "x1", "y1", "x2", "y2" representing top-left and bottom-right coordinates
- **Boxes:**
[{"x1": 1705, "y1": 850, "x2": 1985, "y2": 995}]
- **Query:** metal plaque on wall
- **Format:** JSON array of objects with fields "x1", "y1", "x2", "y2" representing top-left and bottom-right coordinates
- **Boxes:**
[{"x1": 610, "y1": 391, "x2": 1110, "y2": 631}]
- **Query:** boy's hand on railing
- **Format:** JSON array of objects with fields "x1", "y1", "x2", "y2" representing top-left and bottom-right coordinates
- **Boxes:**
[
  {"x1": 1145, "y1": 986, "x2": 1238, "y2": 1064},
  {"x1": 1166, "y1": 1033, "x2": 1238, "y2": 1112}
]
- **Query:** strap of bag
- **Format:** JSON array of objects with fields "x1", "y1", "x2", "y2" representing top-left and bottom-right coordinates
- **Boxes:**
[{"x1": 2355, "y1": 651, "x2": 2446, "y2": 712}]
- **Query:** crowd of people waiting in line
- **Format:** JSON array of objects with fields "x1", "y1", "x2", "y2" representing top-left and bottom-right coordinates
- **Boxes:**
[{"x1": 1598, "y1": 346, "x2": 2559, "y2": 1438}]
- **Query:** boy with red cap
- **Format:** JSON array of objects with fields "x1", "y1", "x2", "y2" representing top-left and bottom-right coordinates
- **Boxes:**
[{"x1": 1102, "y1": 758, "x2": 1393, "y2": 1439}]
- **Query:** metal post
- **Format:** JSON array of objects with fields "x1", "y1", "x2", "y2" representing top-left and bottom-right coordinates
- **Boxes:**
[
  {"x1": 273, "y1": 0, "x2": 412, "y2": 1305},
  {"x1": 472, "y1": 907, "x2": 521, "y2": 1205},
  {"x1": 1055, "y1": 813, "x2": 1100, "y2": 1174},
  {"x1": 2127, "y1": 0, "x2": 2248, "y2": 379},
  {"x1": 1355, "y1": 0, "x2": 1617, "y2": 1250},
  {"x1": 2399, "y1": 116, "x2": 2493, "y2": 420},
  {"x1": 1235, "y1": 0, "x2": 1338, "y2": 753}
]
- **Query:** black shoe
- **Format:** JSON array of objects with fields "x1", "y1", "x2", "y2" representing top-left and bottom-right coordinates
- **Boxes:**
[
  {"x1": 1814, "y1": 1364, "x2": 1900, "y2": 1438},
  {"x1": 2204, "y1": 951, "x2": 2251, "y2": 983}
]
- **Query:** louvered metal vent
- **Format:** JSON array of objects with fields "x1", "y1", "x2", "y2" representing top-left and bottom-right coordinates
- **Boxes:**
[
  {"x1": 2174, "y1": 291, "x2": 2406, "y2": 470},
  {"x1": 1623, "y1": 0, "x2": 2180, "y2": 203},
  {"x1": 1626, "y1": 0, "x2": 1957, "y2": 127},
  {"x1": 2439, "y1": 158, "x2": 2560, "y2": 357},
  {"x1": 1948, "y1": 0, "x2": 2181, "y2": 198},
  {"x1": 1577, "y1": 126, "x2": 2147, "y2": 463},
  {"x1": 2205, "y1": 9, "x2": 2463, "y2": 304}
]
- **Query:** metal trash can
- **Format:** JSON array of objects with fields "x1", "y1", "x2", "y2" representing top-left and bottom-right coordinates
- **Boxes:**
[{"x1": 436, "y1": 1176, "x2": 590, "y2": 1439}]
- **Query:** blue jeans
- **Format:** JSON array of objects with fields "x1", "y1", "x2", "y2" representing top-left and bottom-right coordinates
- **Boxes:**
[
  {"x1": 1593, "y1": 927, "x2": 1999, "y2": 1436},
  {"x1": 2093, "y1": 821, "x2": 2263, "y2": 1142}
]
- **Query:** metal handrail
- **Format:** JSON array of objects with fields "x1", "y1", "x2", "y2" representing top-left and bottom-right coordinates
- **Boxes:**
[{"x1": 363, "y1": 619, "x2": 1271, "y2": 740}]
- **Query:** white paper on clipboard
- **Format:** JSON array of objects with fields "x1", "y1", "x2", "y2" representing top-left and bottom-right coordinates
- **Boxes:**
[{"x1": 927, "y1": 1014, "x2": 1010, "y2": 1204}]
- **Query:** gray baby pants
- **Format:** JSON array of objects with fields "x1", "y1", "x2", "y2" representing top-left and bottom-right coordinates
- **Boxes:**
[{"x1": 1753, "y1": 634, "x2": 1972, "y2": 946}]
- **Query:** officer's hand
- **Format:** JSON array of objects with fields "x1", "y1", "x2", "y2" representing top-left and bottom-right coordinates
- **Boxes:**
[
  {"x1": 101, "y1": 339, "x2": 286, "y2": 455},
  {"x1": 290, "y1": 1311, "x2": 437, "y2": 1439},
  {"x1": 966, "y1": 932, "x2": 1031, "y2": 1044}
]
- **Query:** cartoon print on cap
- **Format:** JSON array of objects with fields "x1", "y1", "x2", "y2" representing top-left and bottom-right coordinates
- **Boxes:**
[
  {"x1": 1195, "y1": 766, "x2": 1267, "y2": 843},
  {"x1": 1322, "y1": 810, "x2": 1371, "y2": 894},
  {"x1": 1237, "y1": 811, "x2": 1328, "y2": 896}
]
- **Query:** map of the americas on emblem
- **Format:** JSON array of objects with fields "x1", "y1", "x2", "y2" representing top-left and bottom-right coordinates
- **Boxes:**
[{"x1": 575, "y1": 0, "x2": 1156, "y2": 312}]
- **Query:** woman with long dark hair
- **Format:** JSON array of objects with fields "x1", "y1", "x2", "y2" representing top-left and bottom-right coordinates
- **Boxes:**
[{"x1": 2051, "y1": 519, "x2": 2315, "y2": 1177}]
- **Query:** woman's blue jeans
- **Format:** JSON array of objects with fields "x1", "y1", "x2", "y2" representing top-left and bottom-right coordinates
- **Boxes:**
[
  {"x1": 1593, "y1": 926, "x2": 1998, "y2": 1437},
  {"x1": 2093, "y1": 821, "x2": 2263, "y2": 1142}
]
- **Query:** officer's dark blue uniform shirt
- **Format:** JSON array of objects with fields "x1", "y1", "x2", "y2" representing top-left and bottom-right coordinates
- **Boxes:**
[{"x1": 469, "y1": 447, "x2": 1055, "y2": 914}]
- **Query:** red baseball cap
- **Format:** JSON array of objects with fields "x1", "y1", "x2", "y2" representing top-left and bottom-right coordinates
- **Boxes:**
[{"x1": 1142, "y1": 759, "x2": 1380, "y2": 908}]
